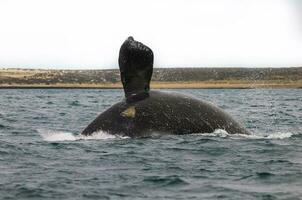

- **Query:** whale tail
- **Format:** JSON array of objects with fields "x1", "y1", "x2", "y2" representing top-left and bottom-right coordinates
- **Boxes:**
[{"x1": 118, "y1": 36, "x2": 154, "y2": 102}]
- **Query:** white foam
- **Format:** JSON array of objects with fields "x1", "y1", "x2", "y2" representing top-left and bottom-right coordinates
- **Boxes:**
[
  {"x1": 201, "y1": 129, "x2": 229, "y2": 137},
  {"x1": 38, "y1": 128, "x2": 299, "y2": 142},
  {"x1": 264, "y1": 132, "x2": 294, "y2": 139},
  {"x1": 198, "y1": 129, "x2": 297, "y2": 140},
  {"x1": 235, "y1": 131, "x2": 297, "y2": 139},
  {"x1": 37, "y1": 129, "x2": 128, "y2": 142}
]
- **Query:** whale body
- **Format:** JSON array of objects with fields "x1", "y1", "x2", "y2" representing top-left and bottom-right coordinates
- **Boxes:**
[
  {"x1": 81, "y1": 37, "x2": 249, "y2": 137},
  {"x1": 81, "y1": 90, "x2": 249, "y2": 137}
]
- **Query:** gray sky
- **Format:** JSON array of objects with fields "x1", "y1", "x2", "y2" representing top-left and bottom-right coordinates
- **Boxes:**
[{"x1": 0, "y1": 0, "x2": 301, "y2": 69}]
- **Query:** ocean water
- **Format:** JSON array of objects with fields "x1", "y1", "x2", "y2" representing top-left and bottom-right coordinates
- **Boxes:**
[{"x1": 0, "y1": 89, "x2": 301, "y2": 200}]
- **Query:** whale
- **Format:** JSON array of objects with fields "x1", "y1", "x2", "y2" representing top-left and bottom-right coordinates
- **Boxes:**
[{"x1": 81, "y1": 36, "x2": 250, "y2": 137}]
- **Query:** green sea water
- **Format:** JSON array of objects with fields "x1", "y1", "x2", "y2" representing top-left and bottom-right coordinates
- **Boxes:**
[{"x1": 0, "y1": 89, "x2": 301, "y2": 199}]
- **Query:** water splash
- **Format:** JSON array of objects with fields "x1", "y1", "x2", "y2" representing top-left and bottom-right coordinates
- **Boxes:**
[{"x1": 37, "y1": 129, "x2": 129, "y2": 142}]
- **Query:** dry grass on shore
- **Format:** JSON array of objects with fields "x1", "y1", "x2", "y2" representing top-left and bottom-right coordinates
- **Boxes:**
[{"x1": 1, "y1": 68, "x2": 301, "y2": 89}]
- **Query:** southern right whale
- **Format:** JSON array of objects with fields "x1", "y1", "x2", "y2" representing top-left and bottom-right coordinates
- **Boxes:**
[{"x1": 81, "y1": 36, "x2": 250, "y2": 137}]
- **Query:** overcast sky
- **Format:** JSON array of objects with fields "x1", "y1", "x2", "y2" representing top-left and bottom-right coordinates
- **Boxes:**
[{"x1": 0, "y1": 0, "x2": 301, "y2": 69}]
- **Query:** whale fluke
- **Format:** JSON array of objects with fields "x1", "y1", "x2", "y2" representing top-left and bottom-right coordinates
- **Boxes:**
[{"x1": 118, "y1": 36, "x2": 154, "y2": 102}]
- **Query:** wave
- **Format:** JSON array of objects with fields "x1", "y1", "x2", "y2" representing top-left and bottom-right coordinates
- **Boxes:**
[{"x1": 37, "y1": 129, "x2": 129, "y2": 142}]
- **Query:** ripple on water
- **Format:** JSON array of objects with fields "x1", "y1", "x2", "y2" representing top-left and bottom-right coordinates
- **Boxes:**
[
  {"x1": 0, "y1": 124, "x2": 7, "y2": 129},
  {"x1": 143, "y1": 175, "x2": 189, "y2": 187},
  {"x1": 256, "y1": 172, "x2": 274, "y2": 179},
  {"x1": 59, "y1": 112, "x2": 66, "y2": 116},
  {"x1": 68, "y1": 100, "x2": 81, "y2": 106}
]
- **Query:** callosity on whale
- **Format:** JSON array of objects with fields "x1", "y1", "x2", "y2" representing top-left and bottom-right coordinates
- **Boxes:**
[{"x1": 81, "y1": 36, "x2": 250, "y2": 137}]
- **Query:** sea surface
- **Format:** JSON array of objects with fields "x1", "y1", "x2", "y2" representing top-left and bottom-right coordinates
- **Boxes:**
[{"x1": 0, "y1": 89, "x2": 301, "y2": 200}]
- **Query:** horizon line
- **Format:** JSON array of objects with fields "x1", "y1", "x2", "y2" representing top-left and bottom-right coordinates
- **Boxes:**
[{"x1": 1, "y1": 65, "x2": 302, "y2": 70}]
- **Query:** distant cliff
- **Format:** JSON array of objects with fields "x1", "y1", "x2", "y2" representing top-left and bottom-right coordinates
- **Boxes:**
[{"x1": 0, "y1": 67, "x2": 301, "y2": 88}]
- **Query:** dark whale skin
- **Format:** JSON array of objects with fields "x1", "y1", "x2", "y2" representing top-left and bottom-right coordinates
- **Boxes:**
[
  {"x1": 81, "y1": 90, "x2": 250, "y2": 137},
  {"x1": 81, "y1": 36, "x2": 250, "y2": 137}
]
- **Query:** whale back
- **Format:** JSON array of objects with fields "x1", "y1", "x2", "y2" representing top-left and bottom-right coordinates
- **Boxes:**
[{"x1": 81, "y1": 91, "x2": 249, "y2": 137}]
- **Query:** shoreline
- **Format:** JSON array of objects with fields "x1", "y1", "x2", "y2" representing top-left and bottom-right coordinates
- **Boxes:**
[
  {"x1": 0, "y1": 81, "x2": 301, "y2": 89},
  {"x1": 1, "y1": 68, "x2": 301, "y2": 89}
]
